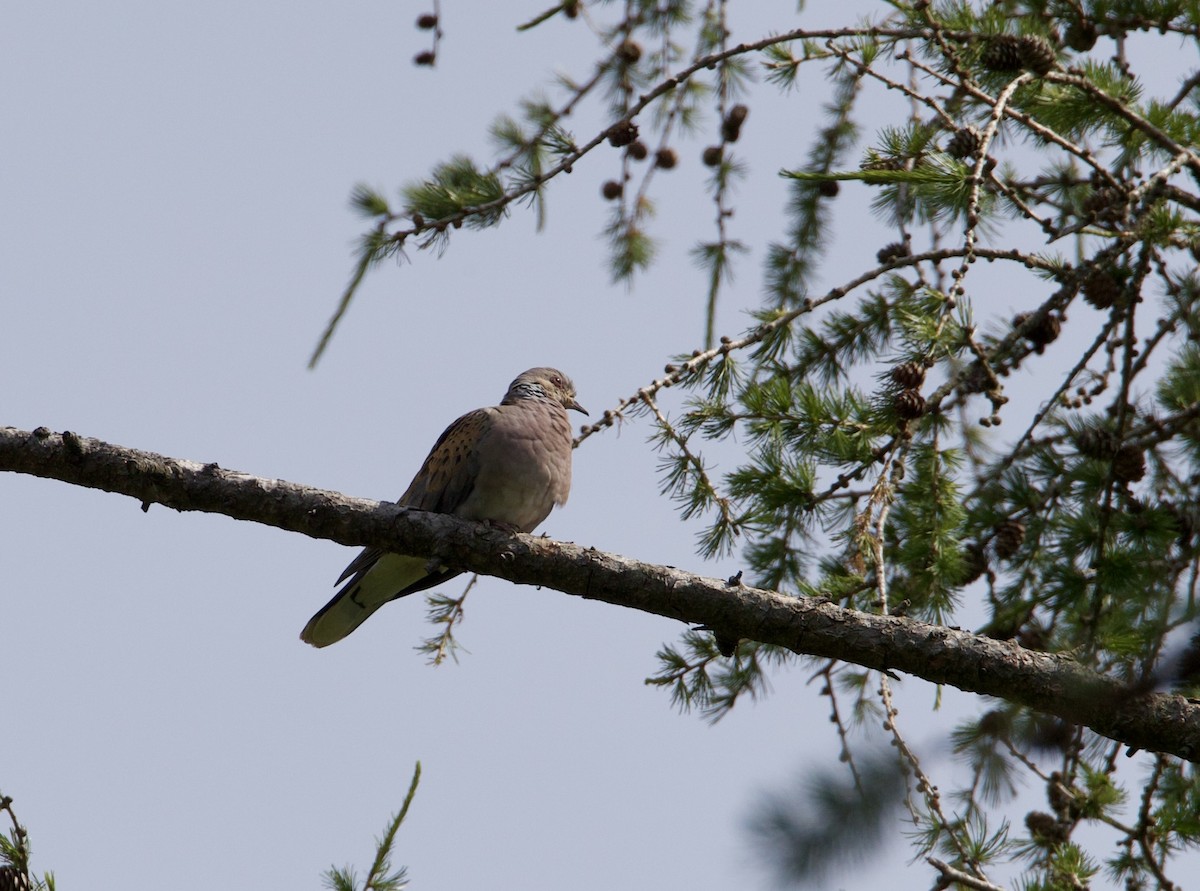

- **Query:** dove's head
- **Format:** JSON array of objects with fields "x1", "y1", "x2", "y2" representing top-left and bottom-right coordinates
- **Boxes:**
[{"x1": 504, "y1": 367, "x2": 588, "y2": 415}]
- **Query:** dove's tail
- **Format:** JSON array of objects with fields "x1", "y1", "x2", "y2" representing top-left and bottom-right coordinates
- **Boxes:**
[
  {"x1": 300, "y1": 551, "x2": 455, "y2": 647},
  {"x1": 300, "y1": 583, "x2": 385, "y2": 648}
]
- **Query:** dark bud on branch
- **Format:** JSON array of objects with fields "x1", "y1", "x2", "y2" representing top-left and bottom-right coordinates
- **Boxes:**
[
  {"x1": 721, "y1": 104, "x2": 749, "y2": 142},
  {"x1": 993, "y1": 519, "x2": 1026, "y2": 561},
  {"x1": 607, "y1": 120, "x2": 639, "y2": 147},
  {"x1": 1017, "y1": 35, "x2": 1058, "y2": 75},
  {"x1": 617, "y1": 40, "x2": 642, "y2": 64},
  {"x1": 980, "y1": 34, "x2": 1024, "y2": 71},
  {"x1": 946, "y1": 126, "x2": 982, "y2": 159},
  {"x1": 1064, "y1": 19, "x2": 1098, "y2": 52},
  {"x1": 654, "y1": 148, "x2": 678, "y2": 170},
  {"x1": 1112, "y1": 446, "x2": 1147, "y2": 483},
  {"x1": 894, "y1": 389, "x2": 926, "y2": 420},
  {"x1": 891, "y1": 361, "x2": 926, "y2": 390},
  {"x1": 877, "y1": 241, "x2": 910, "y2": 264},
  {"x1": 1082, "y1": 268, "x2": 1123, "y2": 310}
]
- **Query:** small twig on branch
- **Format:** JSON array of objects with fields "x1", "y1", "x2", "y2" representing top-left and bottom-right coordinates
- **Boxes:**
[{"x1": 927, "y1": 857, "x2": 1008, "y2": 891}]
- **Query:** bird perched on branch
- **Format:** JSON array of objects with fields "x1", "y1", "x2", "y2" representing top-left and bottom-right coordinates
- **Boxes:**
[{"x1": 301, "y1": 367, "x2": 587, "y2": 647}]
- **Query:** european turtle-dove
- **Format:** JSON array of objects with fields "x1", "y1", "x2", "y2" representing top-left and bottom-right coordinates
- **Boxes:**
[{"x1": 301, "y1": 367, "x2": 587, "y2": 647}]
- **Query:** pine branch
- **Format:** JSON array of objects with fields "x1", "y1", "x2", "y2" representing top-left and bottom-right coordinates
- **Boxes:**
[
  {"x1": 315, "y1": 23, "x2": 938, "y2": 364},
  {"x1": 321, "y1": 762, "x2": 421, "y2": 891},
  {"x1": 2, "y1": 424, "x2": 1199, "y2": 761}
]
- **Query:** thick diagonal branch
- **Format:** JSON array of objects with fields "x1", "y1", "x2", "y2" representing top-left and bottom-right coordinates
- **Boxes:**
[{"x1": 2, "y1": 425, "x2": 1198, "y2": 761}]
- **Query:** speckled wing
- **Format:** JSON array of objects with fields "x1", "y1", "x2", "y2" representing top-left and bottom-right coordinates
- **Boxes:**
[
  {"x1": 298, "y1": 408, "x2": 495, "y2": 648},
  {"x1": 396, "y1": 408, "x2": 494, "y2": 512}
]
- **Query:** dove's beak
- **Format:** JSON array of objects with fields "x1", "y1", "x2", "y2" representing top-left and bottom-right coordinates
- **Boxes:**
[{"x1": 568, "y1": 399, "x2": 589, "y2": 415}]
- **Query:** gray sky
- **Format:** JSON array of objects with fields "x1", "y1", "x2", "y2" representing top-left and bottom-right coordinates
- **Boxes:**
[{"x1": 3, "y1": 3, "x2": 1161, "y2": 889}]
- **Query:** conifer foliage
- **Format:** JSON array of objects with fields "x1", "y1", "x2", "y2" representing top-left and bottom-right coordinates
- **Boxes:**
[
  {"x1": 313, "y1": 2, "x2": 1200, "y2": 886},
  {"x1": 2, "y1": 1, "x2": 1194, "y2": 888}
]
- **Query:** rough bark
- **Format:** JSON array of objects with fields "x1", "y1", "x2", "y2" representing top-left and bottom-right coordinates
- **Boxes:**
[{"x1": 2, "y1": 425, "x2": 1197, "y2": 760}]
